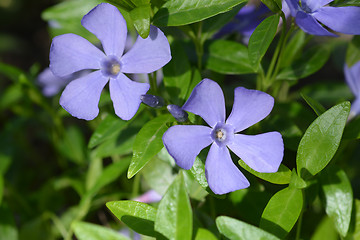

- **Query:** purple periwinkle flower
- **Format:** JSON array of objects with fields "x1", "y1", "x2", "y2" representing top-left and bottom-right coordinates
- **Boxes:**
[
  {"x1": 49, "y1": 3, "x2": 171, "y2": 120},
  {"x1": 162, "y1": 79, "x2": 284, "y2": 195},
  {"x1": 37, "y1": 68, "x2": 72, "y2": 97},
  {"x1": 285, "y1": 0, "x2": 360, "y2": 36},
  {"x1": 344, "y1": 61, "x2": 360, "y2": 120}
]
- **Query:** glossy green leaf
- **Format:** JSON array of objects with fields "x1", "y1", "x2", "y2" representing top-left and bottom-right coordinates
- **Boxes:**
[
  {"x1": 216, "y1": 216, "x2": 280, "y2": 240},
  {"x1": 301, "y1": 92, "x2": 326, "y2": 116},
  {"x1": 319, "y1": 166, "x2": 353, "y2": 237},
  {"x1": 311, "y1": 216, "x2": 338, "y2": 240},
  {"x1": 183, "y1": 170, "x2": 208, "y2": 201},
  {"x1": 248, "y1": 14, "x2": 280, "y2": 71},
  {"x1": 289, "y1": 169, "x2": 307, "y2": 189},
  {"x1": 88, "y1": 114, "x2": 128, "y2": 148},
  {"x1": 276, "y1": 45, "x2": 331, "y2": 80},
  {"x1": 128, "y1": 114, "x2": 173, "y2": 178},
  {"x1": 130, "y1": 4, "x2": 151, "y2": 38},
  {"x1": 346, "y1": 36, "x2": 360, "y2": 67},
  {"x1": 238, "y1": 160, "x2": 291, "y2": 185},
  {"x1": 260, "y1": 187, "x2": 303, "y2": 239},
  {"x1": 297, "y1": 102, "x2": 350, "y2": 179},
  {"x1": 190, "y1": 157, "x2": 208, "y2": 189},
  {"x1": 106, "y1": 200, "x2": 158, "y2": 237},
  {"x1": 153, "y1": 0, "x2": 247, "y2": 26},
  {"x1": 163, "y1": 41, "x2": 192, "y2": 105},
  {"x1": 73, "y1": 221, "x2": 130, "y2": 240},
  {"x1": 204, "y1": 40, "x2": 255, "y2": 74},
  {"x1": 335, "y1": 0, "x2": 360, "y2": 6},
  {"x1": 0, "y1": 205, "x2": 18, "y2": 240},
  {"x1": 155, "y1": 172, "x2": 193, "y2": 240},
  {"x1": 194, "y1": 228, "x2": 218, "y2": 240}
]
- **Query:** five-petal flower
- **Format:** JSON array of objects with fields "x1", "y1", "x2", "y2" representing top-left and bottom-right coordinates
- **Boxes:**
[
  {"x1": 162, "y1": 79, "x2": 284, "y2": 195},
  {"x1": 285, "y1": 0, "x2": 360, "y2": 36},
  {"x1": 344, "y1": 61, "x2": 360, "y2": 120},
  {"x1": 49, "y1": 3, "x2": 171, "y2": 120}
]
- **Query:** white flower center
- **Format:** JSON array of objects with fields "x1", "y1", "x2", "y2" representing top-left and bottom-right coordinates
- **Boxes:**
[{"x1": 101, "y1": 56, "x2": 121, "y2": 77}]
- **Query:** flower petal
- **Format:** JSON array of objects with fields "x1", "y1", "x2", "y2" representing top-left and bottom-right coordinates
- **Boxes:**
[
  {"x1": 226, "y1": 87, "x2": 274, "y2": 133},
  {"x1": 81, "y1": 3, "x2": 127, "y2": 57},
  {"x1": 344, "y1": 62, "x2": 360, "y2": 98},
  {"x1": 284, "y1": 0, "x2": 300, "y2": 16},
  {"x1": 205, "y1": 144, "x2": 250, "y2": 195},
  {"x1": 350, "y1": 97, "x2": 360, "y2": 118},
  {"x1": 227, "y1": 132, "x2": 284, "y2": 173},
  {"x1": 182, "y1": 79, "x2": 225, "y2": 127},
  {"x1": 109, "y1": 73, "x2": 150, "y2": 120},
  {"x1": 313, "y1": 6, "x2": 360, "y2": 35},
  {"x1": 50, "y1": 33, "x2": 105, "y2": 77},
  {"x1": 60, "y1": 70, "x2": 108, "y2": 120},
  {"x1": 162, "y1": 125, "x2": 213, "y2": 170},
  {"x1": 295, "y1": 11, "x2": 336, "y2": 36},
  {"x1": 120, "y1": 26, "x2": 171, "y2": 74},
  {"x1": 301, "y1": 0, "x2": 333, "y2": 11}
]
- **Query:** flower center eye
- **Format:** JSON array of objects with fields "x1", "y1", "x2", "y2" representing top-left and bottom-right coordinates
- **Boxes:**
[
  {"x1": 216, "y1": 130, "x2": 224, "y2": 140},
  {"x1": 101, "y1": 56, "x2": 121, "y2": 77},
  {"x1": 110, "y1": 63, "x2": 121, "y2": 75}
]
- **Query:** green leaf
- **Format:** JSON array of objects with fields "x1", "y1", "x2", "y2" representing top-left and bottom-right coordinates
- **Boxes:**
[
  {"x1": 163, "y1": 41, "x2": 192, "y2": 105},
  {"x1": 87, "y1": 157, "x2": 131, "y2": 197},
  {"x1": 58, "y1": 126, "x2": 87, "y2": 164},
  {"x1": 261, "y1": 0, "x2": 282, "y2": 13},
  {"x1": 238, "y1": 160, "x2": 291, "y2": 185},
  {"x1": 204, "y1": 40, "x2": 255, "y2": 74},
  {"x1": 183, "y1": 170, "x2": 209, "y2": 201},
  {"x1": 346, "y1": 36, "x2": 360, "y2": 67},
  {"x1": 190, "y1": 157, "x2": 209, "y2": 189},
  {"x1": 343, "y1": 116, "x2": 360, "y2": 139},
  {"x1": 300, "y1": 92, "x2": 326, "y2": 116},
  {"x1": 0, "y1": 175, "x2": 3, "y2": 206},
  {"x1": 88, "y1": 114, "x2": 128, "y2": 148},
  {"x1": 141, "y1": 156, "x2": 176, "y2": 195},
  {"x1": 0, "y1": 204, "x2": 18, "y2": 240},
  {"x1": 129, "y1": 5, "x2": 151, "y2": 38},
  {"x1": 216, "y1": 216, "x2": 280, "y2": 240},
  {"x1": 202, "y1": 4, "x2": 244, "y2": 38},
  {"x1": 248, "y1": 14, "x2": 280, "y2": 71},
  {"x1": 153, "y1": 0, "x2": 247, "y2": 26},
  {"x1": 352, "y1": 199, "x2": 360, "y2": 239},
  {"x1": 297, "y1": 102, "x2": 350, "y2": 179},
  {"x1": 155, "y1": 172, "x2": 193, "y2": 240},
  {"x1": 276, "y1": 45, "x2": 331, "y2": 80},
  {"x1": 73, "y1": 221, "x2": 130, "y2": 240},
  {"x1": 260, "y1": 187, "x2": 303, "y2": 239},
  {"x1": 106, "y1": 200, "x2": 158, "y2": 237},
  {"x1": 194, "y1": 228, "x2": 218, "y2": 240},
  {"x1": 311, "y1": 216, "x2": 338, "y2": 240},
  {"x1": 128, "y1": 114, "x2": 173, "y2": 178},
  {"x1": 0, "y1": 62, "x2": 24, "y2": 82},
  {"x1": 289, "y1": 169, "x2": 307, "y2": 189},
  {"x1": 279, "y1": 30, "x2": 306, "y2": 69},
  {"x1": 319, "y1": 166, "x2": 353, "y2": 237}
]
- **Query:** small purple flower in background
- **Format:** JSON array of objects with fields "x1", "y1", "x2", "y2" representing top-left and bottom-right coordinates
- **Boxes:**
[
  {"x1": 37, "y1": 68, "x2": 72, "y2": 97},
  {"x1": 162, "y1": 79, "x2": 284, "y2": 195},
  {"x1": 133, "y1": 190, "x2": 162, "y2": 203},
  {"x1": 50, "y1": 3, "x2": 171, "y2": 120},
  {"x1": 344, "y1": 61, "x2": 360, "y2": 120},
  {"x1": 285, "y1": 0, "x2": 360, "y2": 36}
]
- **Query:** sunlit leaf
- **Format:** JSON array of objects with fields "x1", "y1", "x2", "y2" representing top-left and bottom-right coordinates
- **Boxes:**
[{"x1": 73, "y1": 221, "x2": 130, "y2": 240}]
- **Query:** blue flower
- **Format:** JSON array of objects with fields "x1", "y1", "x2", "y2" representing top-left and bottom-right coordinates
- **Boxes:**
[
  {"x1": 50, "y1": 3, "x2": 171, "y2": 120},
  {"x1": 162, "y1": 79, "x2": 284, "y2": 194},
  {"x1": 285, "y1": 0, "x2": 360, "y2": 36},
  {"x1": 344, "y1": 61, "x2": 360, "y2": 120}
]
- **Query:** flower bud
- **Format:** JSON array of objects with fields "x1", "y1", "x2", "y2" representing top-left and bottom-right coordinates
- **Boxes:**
[
  {"x1": 167, "y1": 104, "x2": 188, "y2": 122},
  {"x1": 140, "y1": 94, "x2": 165, "y2": 108}
]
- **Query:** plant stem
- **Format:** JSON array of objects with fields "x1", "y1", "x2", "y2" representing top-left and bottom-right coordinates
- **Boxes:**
[{"x1": 264, "y1": 12, "x2": 287, "y2": 91}]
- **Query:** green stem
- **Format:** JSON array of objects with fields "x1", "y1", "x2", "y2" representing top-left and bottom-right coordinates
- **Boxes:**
[
  {"x1": 264, "y1": 12, "x2": 287, "y2": 91},
  {"x1": 149, "y1": 72, "x2": 158, "y2": 95},
  {"x1": 295, "y1": 208, "x2": 304, "y2": 240},
  {"x1": 131, "y1": 174, "x2": 141, "y2": 199}
]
